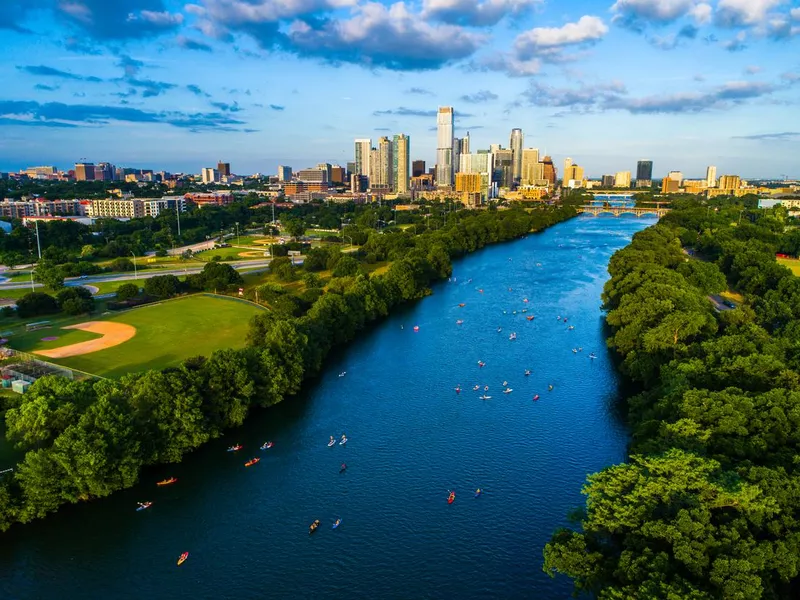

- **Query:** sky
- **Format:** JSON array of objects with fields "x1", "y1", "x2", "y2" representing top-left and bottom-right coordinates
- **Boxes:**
[{"x1": 1, "y1": 0, "x2": 799, "y2": 179}]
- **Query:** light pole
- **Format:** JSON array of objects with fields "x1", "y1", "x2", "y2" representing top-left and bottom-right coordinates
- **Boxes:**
[
  {"x1": 236, "y1": 222, "x2": 240, "y2": 246},
  {"x1": 29, "y1": 269, "x2": 34, "y2": 292},
  {"x1": 176, "y1": 201, "x2": 181, "y2": 238},
  {"x1": 130, "y1": 251, "x2": 138, "y2": 280},
  {"x1": 34, "y1": 220, "x2": 42, "y2": 260}
]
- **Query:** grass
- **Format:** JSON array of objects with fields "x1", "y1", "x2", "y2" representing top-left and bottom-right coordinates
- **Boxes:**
[
  {"x1": 778, "y1": 257, "x2": 800, "y2": 276},
  {"x1": 7, "y1": 294, "x2": 266, "y2": 378},
  {"x1": 196, "y1": 246, "x2": 268, "y2": 261}
]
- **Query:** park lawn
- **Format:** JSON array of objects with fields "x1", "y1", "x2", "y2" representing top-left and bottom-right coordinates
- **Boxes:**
[
  {"x1": 778, "y1": 257, "x2": 800, "y2": 276},
  {"x1": 196, "y1": 246, "x2": 267, "y2": 261},
  {"x1": 9, "y1": 327, "x2": 101, "y2": 352},
  {"x1": 8, "y1": 294, "x2": 266, "y2": 379}
]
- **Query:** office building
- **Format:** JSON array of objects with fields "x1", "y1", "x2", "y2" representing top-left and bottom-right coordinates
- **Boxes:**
[
  {"x1": 636, "y1": 160, "x2": 653, "y2": 187},
  {"x1": 493, "y1": 148, "x2": 514, "y2": 188},
  {"x1": 564, "y1": 164, "x2": 585, "y2": 186},
  {"x1": 297, "y1": 168, "x2": 329, "y2": 183},
  {"x1": 376, "y1": 136, "x2": 394, "y2": 190},
  {"x1": 614, "y1": 171, "x2": 631, "y2": 188},
  {"x1": 75, "y1": 162, "x2": 95, "y2": 181},
  {"x1": 661, "y1": 177, "x2": 680, "y2": 193},
  {"x1": 460, "y1": 132, "x2": 471, "y2": 155},
  {"x1": 330, "y1": 166, "x2": 346, "y2": 184},
  {"x1": 520, "y1": 149, "x2": 542, "y2": 186},
  {"x1": 393, "y1": 134, "x2": 410, "y2": 194},
  {"x1": 350, "y1": 174, "x2": 368, "y2": 193},
  {"x1": 354, "y1": 138, "x2": 372, "y2": 176},
  {"x1": 24, "y1": 166, "x2": 57, "y2": 179},
  {"x1": 412, "y1": 160, "x2": 426, "y2": 178},
  {"x1": 563, "y1": 157, "x2": 573, "y2": 182},
  {"x1": 346, "y1": 162, "x2": 356, "y2": 177},
  {"x1": 277, "y1": 165, "x2": 292, "y2": 181},
  {"x1": 601, "y1": 175, "x2": 615, "y2": 188},
  {"x1": 541, "y1": 156, "x2": 556, "y2": 185},
  {"x1": 510, "y1": 128, "x2": 523, "y2": 182},
  {"x1": 668, "y1": 171, "x2": 683, "y2": 184},
  {"x1": 436, "y1": 106, "x2": 454, "y2": 187},
  {"x1": 718, "y1": 175, "x2": 741, "y2": 191},
  {"x1": 455, "y1": 173, "x2": 483, "y2": 206},
  {"x1": 706, "y1": 165, "x2": 717, "y2": 188},
  {"x1": 217, "y1": 162, "x2": 231, "y2": 177},
  {"x1": 316, "y1": 163, "x2": 333, "y2": 182},
  {"x1": 201, "y1": 167, "x2": 218, "y2": 184},
  {"x1": 459, "y1": 151, "x2": 493, "y2": 202}
]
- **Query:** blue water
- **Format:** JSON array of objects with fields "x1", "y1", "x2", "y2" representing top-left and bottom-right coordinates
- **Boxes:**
[{"x1": 0, "y1": 215, "x2": 654, "y2": 599}]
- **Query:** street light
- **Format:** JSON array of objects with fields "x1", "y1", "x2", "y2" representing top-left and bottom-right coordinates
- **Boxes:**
[
  {"x1": 130, "y1": 251, "x2": 138, "y2": 280},
  {"x1": 34, "y1": 220, "x2": 42, "y2": 260},
  {"x1": 235, "y1": 221, "x2": 240, "y2": 246}
]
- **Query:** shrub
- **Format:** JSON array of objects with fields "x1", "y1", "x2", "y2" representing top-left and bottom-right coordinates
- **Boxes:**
[
  {"x1": 116, "y1": 283, "x2": 140, "y2": 302},
  {"x1": 110, "y1": 257, "x2": 135, "y2": 272},
  {"x1": 16, "y1": 292, "x2": 59, "y2": 318},
  {"x1": 144, "y1": 274, "x2": 180, "y2": 298},
  {"x1": 56, "y1": 287, "x2": 94, "y2": 315}
]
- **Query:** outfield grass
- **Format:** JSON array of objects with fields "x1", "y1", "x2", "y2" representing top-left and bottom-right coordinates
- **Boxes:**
[
  {"x1": 196, "y1": 246, "x2": 268, "y2": 261},
  {"x1": 7, "y1": 294, "x2": 266, "y2": 378},
  {"x1": 778, "y1": 257, "x2": 800, "y2": 276}
]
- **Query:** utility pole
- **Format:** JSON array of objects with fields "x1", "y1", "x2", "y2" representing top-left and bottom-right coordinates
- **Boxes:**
[
  {"x1": 176, "y1": 200, "x2": 181, "y2": 237},
  {"x1": 34, "y1": 220, "x2": 42, "y2": 259}
]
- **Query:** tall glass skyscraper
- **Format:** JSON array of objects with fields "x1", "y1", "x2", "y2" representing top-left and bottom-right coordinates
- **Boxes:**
[
  {"x1": 510, "y1": 128, "x2": 523, "y2": 182},
  {"x1": 436, "y1": 107, "x2": 454, "y2": 187}
]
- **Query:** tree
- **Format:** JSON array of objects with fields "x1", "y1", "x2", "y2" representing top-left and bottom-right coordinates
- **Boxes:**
[
  {"x1": 144, "y1": 274, "x2": 180, "y2": 298},
  {"x1": 56, "y1": 287, "x2": 94, "y2": 315},
  {"x1": 332, "y1": 255, "x2": 363, "y2": 278},
  {"x1": 110, "y1": 257, "x2": 135, "y2": 272},
  {"x1": 284, "y1": 217, "x2": 306, "y2": 240},
  {"x1": 1, "y1": 251, "x2": 24, "y2": 269},
  {"x1": 116, "y1": 282, "x2": 140, "y2": 302},
  {"x1": 34, "y1": 261, "x2": 64, "y2": 291},
  {"x1": 269, "y1": 256, "x2": 295, "y2": 281},
  {"x1": 15, "y1": 291, "x2": 59, "y2": 318}
]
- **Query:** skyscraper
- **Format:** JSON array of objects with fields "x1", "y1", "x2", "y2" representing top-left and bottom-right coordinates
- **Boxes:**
[
  {"x1": 636, "y1": 160, "x2": 653, "y2": 187},
  {"x1": 393, "y1": 134, "x2": 410, "y2": 194},
  {"x1": 412, "y1": 160, "x2": 426, "y2": 178},
  {"x1": 436, "y1": 106, "x2": 454, "y2": 187},
  {"x1": 493, "y1": 148, "x2": 514, "y2": 188},
  {"x1": 706, "y1": 165, "x2": 717, "y2": 188},
  {"x1": 75, "y1": 162, "x2": 95, "y2": 181},
  {"x1": 277, "y1": 166, "x2": 292, "y2": 181},
  {"x1": 461, "y1": 132, "x2": 470, "y2": 155},
  {"x1": 510, "y1": 128, "x2": 523, "y2": 182},
  {"x1": 520, "y1": 148, "x2": 541, "y2": 186},
  {"x1": 541, "y1": 156, "x2": 556, "y2": 185},
  {"x1": 217, "y1": 161, "x2": 231, "y2": 177},
  {"x1": 376, "y1": 136, "x2": 394, "y2": 190},
  {"x1": 614, "y1": 171, "x2": 632, "y2": 188},
  {"x1": 354, "y1": 138, "x2": 372, "y2": 177},
  {"x1": 563, "y1": 157, "x2": 573, "y2": 182}
]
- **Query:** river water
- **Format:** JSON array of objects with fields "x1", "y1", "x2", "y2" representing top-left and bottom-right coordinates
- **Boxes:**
[{"x1": 0, "y1": 215, "x2": 654, "y2": 599}]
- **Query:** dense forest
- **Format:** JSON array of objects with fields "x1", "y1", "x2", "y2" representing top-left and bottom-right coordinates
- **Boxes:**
[
  {"x1": 544, "y1": 199, "x2": 800, "y2": 599},
  {"x1": 0, "y1": 205, "x2": 575, "y2": 532}
]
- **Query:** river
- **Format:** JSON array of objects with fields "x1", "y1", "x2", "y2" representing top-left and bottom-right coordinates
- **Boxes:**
[{"x1": 0, "y1": 215, "x2": 654, "y2": 599}]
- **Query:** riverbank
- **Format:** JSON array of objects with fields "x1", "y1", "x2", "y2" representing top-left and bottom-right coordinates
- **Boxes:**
[{"x1": 0, "y1": 206, "x2": 576, "y2": 533}]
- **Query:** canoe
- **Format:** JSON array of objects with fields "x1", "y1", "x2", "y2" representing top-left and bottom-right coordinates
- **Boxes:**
[
  {"x1": 177, "y1": 552, "x2": 189, "y2": 566},
  {"x1": 157, "y1": 477, "x2": 177, "y2": 486}
]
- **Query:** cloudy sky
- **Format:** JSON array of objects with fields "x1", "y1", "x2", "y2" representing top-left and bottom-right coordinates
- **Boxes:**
[{"x1": 1, "y1": 0, "x2": 799, "y2": 179}]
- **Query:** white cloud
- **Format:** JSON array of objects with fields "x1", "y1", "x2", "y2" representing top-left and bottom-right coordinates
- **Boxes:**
[
  {"x1": 58, "y1": 1, "x2": 93, "y2": 24},
  {"x1": 792, "y1": 8, "x2": 800, "y2": 20},
  {"x1": 715, "y1": 0, "x2": 783, "y2": 27},
  {"x1": 422, "y1": 0, "x2": 539, "y2": 27},
  {"x1": 514, "y1": 15, "x2": 607, "y2": 61},
  {"x1": 689, "y1": 2, "x2": 712, "y2": 24},
  {"x1": 473, "y1": 55, "x2": 542, "y2": 76},
  {"x1": 611, "y1": 0, "x2": 704, "y2": 25},
  {"x1": 135, "y1": 11, "x2": 185, "y2": 26}
]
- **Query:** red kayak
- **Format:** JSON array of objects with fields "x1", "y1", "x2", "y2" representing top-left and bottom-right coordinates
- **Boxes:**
[
  {"x1": 448, "y1": 491, "x2": 455, "y2": 504},
  {"x1": 177, "y1": 552, "x2": 189, "y2": 566}
]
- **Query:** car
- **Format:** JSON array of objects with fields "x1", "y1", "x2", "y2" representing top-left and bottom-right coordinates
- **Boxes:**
[{"x1": 722, "y1": 300, "x2": 736, "y2": 308}]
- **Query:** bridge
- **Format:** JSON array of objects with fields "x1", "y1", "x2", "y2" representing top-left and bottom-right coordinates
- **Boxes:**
[{"x1": 577, "y1": 205, "x2": 671, "y2": 218}]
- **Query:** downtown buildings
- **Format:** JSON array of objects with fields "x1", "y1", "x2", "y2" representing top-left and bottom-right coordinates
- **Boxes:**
[{"x1": 350, "y1": 133, "x2": 411, "y2": 195}]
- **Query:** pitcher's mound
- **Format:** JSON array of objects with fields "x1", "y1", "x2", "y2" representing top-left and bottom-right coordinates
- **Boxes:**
[{"x1": 35, "y1": 322, "x2": 136, "y2": 359}]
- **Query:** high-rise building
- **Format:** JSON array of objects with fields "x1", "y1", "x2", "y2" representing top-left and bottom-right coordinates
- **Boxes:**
[
  {"x1": 563, "y1": 157, "x2": 573, "y2": 182},
  {"x1": 541, "y1": 156, "x2": 556, "y2": 185},
  {"x1": 436, "y1": 106, "x2": 454, "y2": 187},
  {"x1": 636, "y1": 160, "x2": 653, "y2": 187},
  {"x1": 564, "y1": 165, "x2": 585, "y2": 186},
  {"x1": 510, "y1": 128, "x2": 523, "y2": 182},
  {"x1": 668, "y1": 171, "x2": 683, "y2": 184},
  {"x1": 297, "y1": 167, "x2": 329, "y2": 183},
  {"x1": 601, "y1": 175, "x2": 615, "y2": 188},
  {"x1": 316, "y1": 163, "x2": 333, "y2": 182},
  {"x1": 75, "y1": 162, "x2": 95, "y2": 181},
  {"x1": 493, "y1": 148, "x2": 514, "y2": 188},
  {"x1": 461, "y1": 132, "x2": 471, "y2": 155},
  {"x1": 354, "y1": 138, "x2": 372, "y2": 176},
  {"x1": 706, "y1": 165, "x2": 717, "y2": 188},
  {"x1": 330, "y1": 166, "x2": 345, "y2": 184},
  {"x1": 661, "y1": 177, "x2": 680, "y2": 193},
  {"x1": 217, "y1": 161, "x2": 231, "y2": 177},
  {"x1": 346, "y1": 162, "x2": 356, "y2": 177},
  {"x1": 718, "y1": 175, "x2": 741, "y2": 191},
  {"x1": 412, "y1": 160, "x2": 426, "y2": 178},
  {"x1": 614, "y1": 171, "x2": 632, "y2": 188},
  {"x1": 393, "y1": 134, "x2": 410, "y2": 194},
  {"x1": 277, "y1": 165, "x2": 292, "y2": 181},
  {"x1": 520, "y1": 149, "x2": 542, "y2": 186},
  {"x1": 201, "y1": 167, "x2": 218, "y2": 184}
]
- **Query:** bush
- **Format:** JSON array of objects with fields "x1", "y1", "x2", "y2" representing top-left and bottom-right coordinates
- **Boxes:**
[
  {"x1": 116, "y1": 283, "x2": 140, "y2": 302},
  {"x1": 1, "y1": 306, "x2": 16, "y2": 318},
  {"x1": 269, "y1": 257, "x2": 295, "y2": 281},
  {"x1": 332, "y1": 256, "x2": 363, "y2": 278},
  {"x1": 55, "y1": 287, "x2": 94, "y2": 315},
  {"x1": 194, "y1": 262, "x2": 243, "y2": 291},
  {"x1": 144, "y1": 274, "x2": 181, "y2": 298},
  {"x1": 16, "y1": 292, "x2": 59, "y2": 318},
  {"x1": 110, "y1": 257, "x2": 135, "y2": 272}
]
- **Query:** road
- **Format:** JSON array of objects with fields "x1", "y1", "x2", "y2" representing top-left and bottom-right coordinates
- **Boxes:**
[{"x1": 0, "y1": 259, "x2": 273, "y2": 291}]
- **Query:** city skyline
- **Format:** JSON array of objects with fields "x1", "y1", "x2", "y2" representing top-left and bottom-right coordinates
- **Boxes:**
[{"x1": 1, "y1": 1, "x2": 799, "y2": 177}]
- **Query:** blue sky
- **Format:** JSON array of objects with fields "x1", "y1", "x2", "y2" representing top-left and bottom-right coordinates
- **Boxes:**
[{"x1": 1, "y1": 0, "x2": 799, "y2": 179}]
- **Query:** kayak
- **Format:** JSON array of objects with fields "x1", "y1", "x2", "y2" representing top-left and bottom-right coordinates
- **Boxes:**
[
  {"x1": 533, "y1": 394, "x2": 540, "y2": 401},
  {"x1": 448, "y1": 492, "x2": 455, "y2": 504},
  {"x1": 136, "y1": 502, "x2": 152, "y2": 511},
  {"x1": 245, "y1": 458, "x2": 260, "y2": 467},
  {"x1": 259, "y1": 442, "x2": 273, "y2": 450},
  {"x1": 309, "y1": 520, "x2": 320, "y2": 534},
  {"x1": 339, "y1": 438, "x2": 347, "y2": 445},
  {"x1": 157, "y1": 477, "x2": 177, "y2": 486},
  {"x1": 333, "y1": 519, "x2": 341, "y2": 529},
  {"x1": 327, "y1": 439, "x2": 336, "y2": 447},
  {"x1": 474, "y1": 489, "x2": 482, "y2": 498},
  {"x1": 227, "y1": 445, "x2": 243, "y2": 452},
  {"x1": 177, "y1": 552, "x2": 189, "y2": 566}
]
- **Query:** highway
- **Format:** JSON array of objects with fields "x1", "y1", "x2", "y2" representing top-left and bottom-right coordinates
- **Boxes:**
[{"x1": 0, "y1": 259, "x2": 273, "y2": 291}]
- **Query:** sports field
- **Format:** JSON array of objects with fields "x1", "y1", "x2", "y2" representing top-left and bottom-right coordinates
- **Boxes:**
[
  {"x1": 7, "y1": 294, "x2": 266, "y2": 378},
  {"x1": 778, "y1": 257, "x2": 800, "y2": 276}
]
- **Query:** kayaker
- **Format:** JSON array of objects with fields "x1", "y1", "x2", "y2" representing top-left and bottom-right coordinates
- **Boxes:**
[{"x1": 341, "y1": 463, "x2": 346, "y2": 470}]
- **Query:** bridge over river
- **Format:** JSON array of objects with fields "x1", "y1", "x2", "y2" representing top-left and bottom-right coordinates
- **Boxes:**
[{"x1": 577, "y1": 205, "x2": 671, "y2": 218}]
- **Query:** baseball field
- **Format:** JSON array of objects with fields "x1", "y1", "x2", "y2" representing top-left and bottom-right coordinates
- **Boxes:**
[{"x1": 7, "y1": 294, "x2": 266, "y2": 378}]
